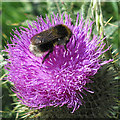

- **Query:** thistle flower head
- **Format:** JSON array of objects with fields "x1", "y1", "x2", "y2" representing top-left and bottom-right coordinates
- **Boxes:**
[{"x1": 5, "y1": 13, "x2": 112, "y2": 113}]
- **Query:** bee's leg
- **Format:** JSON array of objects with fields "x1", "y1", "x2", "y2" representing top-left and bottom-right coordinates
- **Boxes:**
[
  {"x1": 64, "y1": 44, "x2": 67, "y2": 51},
  {"x1": 74, "y1": 39, "x2": 76, "y2": 48},
  {"x1": 73, "y1": 35, "x2": 76, "y2": 48},
  {"x1": 42, "y1": 48, "x2": 53, "y2": 64}
]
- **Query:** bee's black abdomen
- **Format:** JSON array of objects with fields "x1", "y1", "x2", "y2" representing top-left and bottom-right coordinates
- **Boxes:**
[{"x1": 38, "y1": 40, "x2": 55, "y2": 52}]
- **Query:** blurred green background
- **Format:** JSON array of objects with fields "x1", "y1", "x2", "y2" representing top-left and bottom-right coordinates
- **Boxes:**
[{"x1": 0, "y1": 1, "x2": 120, "y2": 119}]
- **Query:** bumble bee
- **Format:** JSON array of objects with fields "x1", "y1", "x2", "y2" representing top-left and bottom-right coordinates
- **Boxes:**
[{"x1": 29, "y1": 24, "x2": 72, "y2": 64}]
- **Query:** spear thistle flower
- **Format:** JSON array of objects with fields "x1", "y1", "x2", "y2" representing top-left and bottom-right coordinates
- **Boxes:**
[{"x1": 5, "y1": 13, "x2": 112, "y2": 113}]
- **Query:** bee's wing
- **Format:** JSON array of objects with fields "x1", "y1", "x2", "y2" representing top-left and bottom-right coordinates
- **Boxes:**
[{"x1": 32, "y1": 29, "x2": 61, "y2": 45}]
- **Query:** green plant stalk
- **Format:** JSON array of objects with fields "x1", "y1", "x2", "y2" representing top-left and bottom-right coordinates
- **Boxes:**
[{"x1": 90, "y1": 0, "x2": 119, "y2": 72}]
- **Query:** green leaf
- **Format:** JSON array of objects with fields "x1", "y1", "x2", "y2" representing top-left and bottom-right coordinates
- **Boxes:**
[
  {"x1": 104, "y1": 21, "x2": 119, "y2": 38},
  {"x1": 110, "y1": 2, "x2": 118, "y2": 19}
]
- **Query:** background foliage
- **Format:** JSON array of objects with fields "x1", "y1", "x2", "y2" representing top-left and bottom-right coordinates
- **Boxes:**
[{"x1": 0, "y1": 1, "x2": 120, "y2": 119}]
